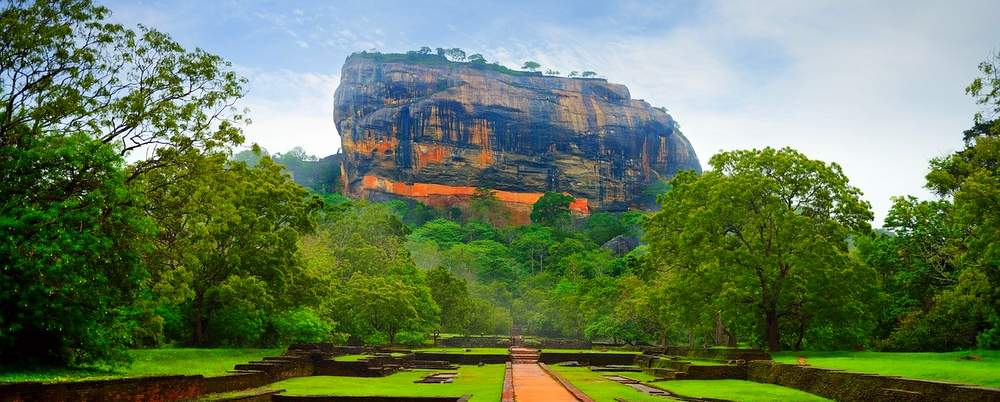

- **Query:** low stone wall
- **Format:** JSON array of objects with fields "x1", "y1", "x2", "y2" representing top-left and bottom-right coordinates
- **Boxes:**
[
  {"x1": 411, "y1": 352, "x2": 509, "y2": 365},
  {"x1": 684, "y1": 365, "x2": 747, "y2": 380},
  {"x1": 539, "y1": 338, "x2": 592, "y2": 349},
  {"x1": 748, "y1": 361, "x2": 1000, "y2": 402},
  {"x1": 439, "y1": 336, "x2": 510, "y2": 348},
  {"x1": 643, "y1": 347, "x2": 770, "y2": 361},
  {"x1": 288, "y1": 344, "x2": 366, "y2": 355},
  {"x1": 0, "y1": 354, "x2": 314, "y2": 402},
  {"x1": 312, "y1": 360, "x2": 402, "y2": 377},
  {"x1": 537, "y1": 352, "x2": 637, "y2": 366},
  {"x1": 273, "y1": 396, "x2": 471, "y2": 402},
  {"x1": 636, "y1": 355, "x2": 747, "y2": 380},
  {"x1": 501, "y1": 362, "x2": 514, "y2": 402}
]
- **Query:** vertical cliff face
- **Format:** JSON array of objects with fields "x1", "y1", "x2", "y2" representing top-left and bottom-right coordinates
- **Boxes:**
[{"x1": 333, "y1": 53, "x2": 700, "y2": 222}]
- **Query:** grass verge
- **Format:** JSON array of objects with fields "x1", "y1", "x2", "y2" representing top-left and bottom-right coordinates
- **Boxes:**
[
  {"x1": 771, "y1": 350, "x2": 1000, "y2": 388},
  {"x1": 653, "y1": 379, "x2": 831, "y2": 402},
  {"x1": 0, "y1": 348, "x2": 281, "y2": 383},
  {"x1": 273, "y1": 364, "x2": 504, "y2": 401}
]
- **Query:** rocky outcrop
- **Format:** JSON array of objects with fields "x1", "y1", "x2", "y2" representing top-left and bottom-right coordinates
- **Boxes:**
[
  {"x1": 602, "y1": 235, "x2": 641, "y2": 256},
  {"x1": 333, "y1": 52, "x2": 700, "y2": 222}
]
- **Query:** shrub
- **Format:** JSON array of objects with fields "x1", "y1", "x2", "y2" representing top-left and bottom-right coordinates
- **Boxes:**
[
  {"x1": 209, "y1": 306, "x2": 267, "y2": 347},
  {"x1": 396, "y1": 331, "x2": 429, "y2": 347},
  {"x1": 271, "y1": 307, "x2": 334, "y2": 345}
]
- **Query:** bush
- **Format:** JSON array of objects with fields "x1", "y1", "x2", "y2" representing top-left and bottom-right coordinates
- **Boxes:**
[
  {"x1": 977, "y1": 314, "x2": 1000, "y2": 349},
  {"x1": 363, "y1": 331, "x2": 389, "y2": 345},
  {"x1": 271, "y1": 308, "x2": 334, "y2": 345},
  {"x1": 396, "y1": 331, "x2": 429, "y2": 347},
  {"x1": 209, "y1": 306, "x2": 267, "y2": 347}
]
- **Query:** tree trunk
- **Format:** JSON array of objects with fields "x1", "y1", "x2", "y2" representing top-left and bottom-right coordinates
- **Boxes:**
[
  {"x1": 794, "y1": 316, "x2": 807, "y2": 351},
  {"x1": 192, "y1": 294, "x2": 206, "y2": 346},
  {"x1": 766, "y1": 310, "x2": 781, "y2": 352},
  {"x1": 724, "y1": 327, "x2": 737, "y2": 347}
]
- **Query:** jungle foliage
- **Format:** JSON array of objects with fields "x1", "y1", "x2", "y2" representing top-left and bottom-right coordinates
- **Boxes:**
[{"x1": 2, "y1": 0, "x2": 999, "y2": 372}]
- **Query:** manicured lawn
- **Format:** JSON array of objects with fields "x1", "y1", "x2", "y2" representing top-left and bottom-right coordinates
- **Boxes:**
[
  {"x1": 333, "y1": 353, "x2": 409, "y2": 361},
  {"x1": 0, "y1": 348, "x2": 281, "y2": 383},
  {"x1": 682, "y1": 358, "x2": 728, "y2": 366},
  {"x1": 549, "y1": 366, "x2": 667, "y2": 402},
  {"x1": 333, "y1": 354, "x2": 369, "y2": 361},
  {"x1": 273, "y1": 364, "x2": 505, "y2": 401},
  {"x1": 653, "y1": 380, "x2": 831, "y2": 402},
  {"x1": 541, "y1": 348, "x2": 641, "y2": 354},
  {"x1": 771, "y1": 350, "x2": 1000, "y2": 387},
  {"x1": 414, "y1": 347, "x2": 510, "y2": 355},
  {"x1": 551, "y1": 367, "x2": 827, "y2": 402}
]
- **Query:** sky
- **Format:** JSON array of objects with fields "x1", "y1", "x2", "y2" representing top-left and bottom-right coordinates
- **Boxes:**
[{"x1": 100, "y1": 0, "x2": 1000, "y2": 224}]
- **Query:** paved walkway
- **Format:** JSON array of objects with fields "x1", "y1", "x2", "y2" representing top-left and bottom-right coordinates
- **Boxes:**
[{"x1": 511, "y1": 362, "x2": 578, "y2": 402}]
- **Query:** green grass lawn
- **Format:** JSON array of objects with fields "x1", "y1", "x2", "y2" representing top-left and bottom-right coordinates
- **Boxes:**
[
  {"x1": 414, "y1": 347, "x2": 510, "y2": 355},
  {"x1": 653, "y1": 380, "x2": 831, "y2": 402},
  {"x1": 0, "y1": 348, "x2": 281, "y2": 383},
  {"x1": 541, "y1": 348, "x2": 641, "y2": 354},
  {"x1": 551, "y1": 367, "x2": 828, "y2": 402},
  {"x1": 681, "y1": 358, "x2": 728, "y2": 366},
  {"x1": 333, "y1": 353, "x2": 409, "y2": 361},
  {"x1": 549, "y1": 366, "x2": 667, "y2": 402},
  {"x1": 273, "y1": 364, "x2": 504, "y2": 401},
  {"x1": 771, "y1": 350, "x2": 1000, "y2": 388}
]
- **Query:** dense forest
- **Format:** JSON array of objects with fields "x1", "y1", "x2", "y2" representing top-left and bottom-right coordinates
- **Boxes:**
[{"x1": 1, "y1": 0, "x2": 998, "y2": 370}]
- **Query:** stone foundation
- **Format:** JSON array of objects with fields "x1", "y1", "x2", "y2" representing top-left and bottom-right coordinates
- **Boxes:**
[{"x1": 748, "y1": 361, "x2": 1000, "y2": 402}]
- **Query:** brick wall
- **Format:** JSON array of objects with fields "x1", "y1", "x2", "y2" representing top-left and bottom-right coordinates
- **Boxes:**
[
  {"x1": 748, "y1": 361, "x2": 1000, "y2": 402},
  {"x1": 537, "y1": 352, "x2": 637, "y2": 365},
  {"x1": 0, "y1": 354, "x2": 315, "y2": 402},
  {"x1": 411, "y1": 352, "x2": 509, "y2": 365}
]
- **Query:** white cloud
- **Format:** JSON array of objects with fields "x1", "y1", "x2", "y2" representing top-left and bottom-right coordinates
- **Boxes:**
[
  {"x1": 235, "y1": 67, "x2": 341, "y2": 157},
  {"x1": 480, "y1": 0, "x2": 1000, "y2": 225}
]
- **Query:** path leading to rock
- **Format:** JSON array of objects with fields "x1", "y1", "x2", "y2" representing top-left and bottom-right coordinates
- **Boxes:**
[
  {"x1": 509, "y1": 347, "x2": 580, "y2": 402},
  {"x1": 511, "y1": 362, "x2": 578, "y2": 402}
]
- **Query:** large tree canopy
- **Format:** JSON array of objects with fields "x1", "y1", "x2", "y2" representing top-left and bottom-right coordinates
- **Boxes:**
[
  {"x1": 0, "y1": 0, "x2": 246, "y2": 364},
  {"x1": 140, "y1": 153, "x2": 320, "y2": 346},
  {"x1": 645, "y1": 147, "x2": 876, "y2": 351}
]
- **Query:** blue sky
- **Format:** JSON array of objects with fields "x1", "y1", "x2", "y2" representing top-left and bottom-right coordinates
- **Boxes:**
[{"x1": 101, "y1": 0, "x2": 1000, "y2": 224}]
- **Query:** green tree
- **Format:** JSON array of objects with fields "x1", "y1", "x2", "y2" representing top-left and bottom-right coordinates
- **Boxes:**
[
  {"x1": 445, "y1": 48, "x2": 466, "y2": 62},
  {"x1": 0, "y1": 0, "x2": 244, "y2": 364},
  {"x1": 530, "y1": 192, "x2": 574, "y2": 228},
  {"x1": 469, "y1": 187, "x2": 509, "y2": 226},
  {"x1": 512, "y1": 226, "x2": 557, "y2": 272},
  {"x1": 611, "y1": 276, "x2": 663, "y2": 345},
  {"x1": 581, "y1": 71, "x2": 597, "y2": 78},
  {"x1": 585, "y1": 212, "x2": 628, "y2": 245},
  {"x1": 142, "y1": 154, "x2": 320, "y2": 345},
  {"x1": 462, "y1": 221, "x2": 500, "y2": 242},
  {"x1": 409, "y1": 218, "x2": 464, "y2": 249},
  {"x1": 0, "y1": 132, "x2": 152, "y2": 365},
  {"x1": 0, "y1": 0, "x2": 246, "y2": 178},
  {"x1": 645, "y1": 147, "x2": 875, "y2": 351},
  {"x1": 427, "y1": 267, "x2": 473, "y2": 333},
  {"x1": 918, "y1": 51, "x2": 1000, "y2": 349},
  {"x1": 333, "y1": 274, "x2": 438, "y2": 344},
  {"x1": 522, "y1": 61, "x2": 541, "y2": 72},
  {"x1": 568, "y1": 71, "x2": 580, "y2": 78},
  {"x1": 468, "y1": 53, "x2": 486, "y2": 64}
]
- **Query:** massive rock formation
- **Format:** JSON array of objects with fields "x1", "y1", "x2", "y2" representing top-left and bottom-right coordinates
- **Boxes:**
[{"x1": 333, "y1": 52, "x2": 700, "y2": 223}]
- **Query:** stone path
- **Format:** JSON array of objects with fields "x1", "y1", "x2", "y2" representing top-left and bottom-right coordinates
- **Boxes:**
[
  {"x1": 509, "y1": 347, "x2": 580, "y2": 402},
  {"x1": 512, "y1": 362, "x2": 579, "y2": 402}
]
